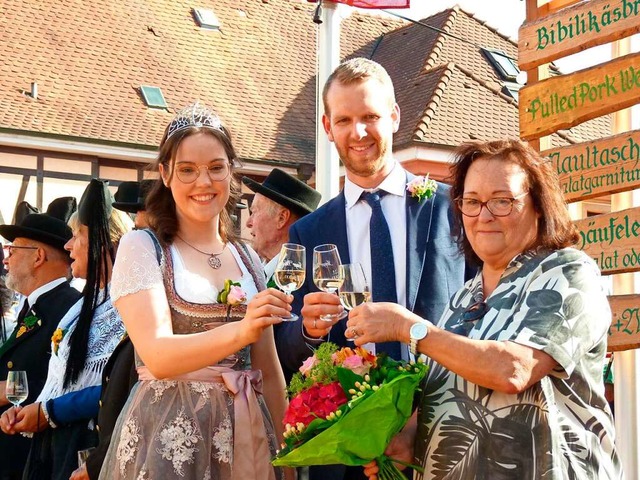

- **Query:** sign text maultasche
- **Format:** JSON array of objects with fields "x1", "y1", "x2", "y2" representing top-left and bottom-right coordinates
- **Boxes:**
[
  {"x1": 519, "y1": 51, "x2": 640, "y2": 140},
  {"x1": 607, "y1": 294, "x2": 640, "y2": 352},
  {"x1": 575, "y1": 207, "x2": 640, "y2": 275},
  {"x1": 519, "y1": 0, "x2": 640, "y2": 71},
  {"x1": 542, "y1": 130, "x2": 640, "y2": 203}
]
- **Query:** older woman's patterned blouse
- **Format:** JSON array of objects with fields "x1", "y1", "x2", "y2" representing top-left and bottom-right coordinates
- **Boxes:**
[{"x1": 415, "y1": 248, "x2": 622, "y2": 480}]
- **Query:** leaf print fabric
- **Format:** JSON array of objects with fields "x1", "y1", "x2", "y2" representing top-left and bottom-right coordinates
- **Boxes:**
[{"x1": 415, "y1": 248, "x2": 622, "y2": 480}]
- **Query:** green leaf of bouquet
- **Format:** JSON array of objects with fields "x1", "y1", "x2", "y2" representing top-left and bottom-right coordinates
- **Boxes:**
[{"x1": 336, "y1": 367, "x2": 364, "y2": 392}]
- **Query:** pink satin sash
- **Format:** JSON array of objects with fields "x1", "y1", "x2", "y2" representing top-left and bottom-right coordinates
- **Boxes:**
[{"x1": 137, "y1": 365, "x2": 276, "y2": 480}]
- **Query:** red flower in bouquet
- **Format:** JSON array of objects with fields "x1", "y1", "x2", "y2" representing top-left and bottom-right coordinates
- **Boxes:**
[{"x1": 284, "y1": 381, "x2": 348, "y2": 428}]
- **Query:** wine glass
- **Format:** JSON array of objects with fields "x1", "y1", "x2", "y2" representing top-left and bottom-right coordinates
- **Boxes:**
[
  {"x1": 313, "y1": 244, "x2": 347, "y2": 322},
  {"x1": 273, "y1": 243, "x2": 306, "y2": 322},
  {"x1": 338, "y1": 263, "x2": 370, "y2": 342},
  {"x1": 6, "y1": 371, "x2": 28, "y2": 408},
  {"x1": 338, "y1": 263, "x2": 370, "y2": 311}
]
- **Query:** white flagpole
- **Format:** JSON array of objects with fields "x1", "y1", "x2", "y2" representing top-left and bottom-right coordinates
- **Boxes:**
[{"x1": 315, "y1": 1, "x2": 342, "y2": 204}]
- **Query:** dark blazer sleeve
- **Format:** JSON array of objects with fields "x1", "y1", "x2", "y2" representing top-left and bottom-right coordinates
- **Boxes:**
[
  {"x1": 274, "y1": 195, "x2": 353, "y2": 380},
  {"x1": 85, "y1": 339, "x2": 136, "y2": 480},
  {"x1": 412, "y1": 183, "x2": 470, "y2": 323},
  {"x1": 273, "y1": 220, "x2": 319, "y2": 380}
]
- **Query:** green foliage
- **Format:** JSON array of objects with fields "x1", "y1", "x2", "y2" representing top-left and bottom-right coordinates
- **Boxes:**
[{"x1": 288, "y1": 342, "x2": 340, "y2": 397}]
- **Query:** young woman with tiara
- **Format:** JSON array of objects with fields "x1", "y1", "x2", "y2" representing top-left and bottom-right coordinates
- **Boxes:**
[{"x1": 99, "y1": 103, "x2": 293, "y2": 480}]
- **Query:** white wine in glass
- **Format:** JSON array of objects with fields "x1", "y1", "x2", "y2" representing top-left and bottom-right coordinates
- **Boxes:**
[
  {"x1": 274, "y1": 243, "x2": 306, "y2": 322},
  {"x1": 338, "y1": 263, "x2": 371, "y2": 310},
  {"x1": 6, "y1": 371, "x2": 28, "y2": 408},
  {"x1": 313, "y1": 244, "x2": 347, "y2": 322}
]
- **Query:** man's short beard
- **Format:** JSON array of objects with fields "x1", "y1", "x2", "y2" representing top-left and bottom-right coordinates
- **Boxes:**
[{"x1": 5, "y1": 273, "x2": 23, "y2": 296}]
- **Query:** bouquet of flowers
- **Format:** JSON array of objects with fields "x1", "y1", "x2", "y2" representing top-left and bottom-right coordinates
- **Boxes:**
[{"x1": 272, "y1": 342, "x2": 428, "y2": 479}]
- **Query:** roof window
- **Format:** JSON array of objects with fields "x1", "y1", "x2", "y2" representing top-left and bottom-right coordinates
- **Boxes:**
[
  {"x1": 482, "y1": 48, "x2": 520, "y2": 82},
  {"x1": 140, "y1": 86, "x2": 168, "y2": 109},
  {"x1": 502, "y1": 83, "x2": 521, "y2": 103},
  {"x1": 193, "y1": 8, "x2": 221, "y2": 30}
]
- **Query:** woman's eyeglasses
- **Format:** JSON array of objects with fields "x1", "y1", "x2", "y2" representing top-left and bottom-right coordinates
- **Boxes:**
[
  {"x1": 3, "y1": 245, "x2": 39, "y2": 258},
  {"x1": 173, "y1": 161, "x2": 232, "y2": 184},
  {"x1": 455, "y1": 192, "x2": 528, "y2": 217}
]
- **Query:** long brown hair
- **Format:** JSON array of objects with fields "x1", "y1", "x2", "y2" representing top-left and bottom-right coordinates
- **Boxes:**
[
  {"x1": 449, "y1": 139, "x2": 579, "y2": 266},
  {"x1": 145, "y1": 124, "x2": 242, "y2": 246}
]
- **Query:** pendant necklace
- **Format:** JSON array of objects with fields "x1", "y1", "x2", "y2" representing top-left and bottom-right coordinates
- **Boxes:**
[{"x1": 176, "y1": 235, "x2": 225, "y2": 269}]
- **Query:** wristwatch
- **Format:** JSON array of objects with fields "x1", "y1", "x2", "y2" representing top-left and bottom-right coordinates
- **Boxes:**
[{"x1": 409, "y1": 320, "x2": 431, "y2": 356}]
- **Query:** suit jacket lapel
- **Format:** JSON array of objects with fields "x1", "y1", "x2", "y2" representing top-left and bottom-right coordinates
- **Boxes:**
[
  {"x1": 405, "y1": 173, "x2": 435, "y2": 312},
  {"x1": 0, "y1": 305, "x2": 39, "y2": 358},
  {"x1": 323, "y1": 192, "x2": 351, "y2": 264}
]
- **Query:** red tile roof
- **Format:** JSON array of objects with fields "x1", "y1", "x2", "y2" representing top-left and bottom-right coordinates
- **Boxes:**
[{"x1": 0, "y1": 2, "x2": 610, "y2": 168}]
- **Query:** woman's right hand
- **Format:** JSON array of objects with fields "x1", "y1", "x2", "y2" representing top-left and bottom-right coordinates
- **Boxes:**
[
  {"x1": 363, "y1": 422, "x2": 416, "y2": 479},
  {"x1": 240, "y1": 288, "x2": 292, "y2": 344}
]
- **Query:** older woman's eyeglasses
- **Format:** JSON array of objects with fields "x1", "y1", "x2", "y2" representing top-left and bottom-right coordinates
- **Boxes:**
[
  {"x1": 3, "y1": 245, "x2": 39, "y2": 258},
  {"x1": 455, "y1": 192, "x2": 528, "y2": 217},
  {"x1": 173, "y1": 161, "x2": 231, "y2": 184}
]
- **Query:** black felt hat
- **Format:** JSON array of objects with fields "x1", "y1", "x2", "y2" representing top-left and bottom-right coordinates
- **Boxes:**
[
  {"x1": 242, "y1": 169, "x2": 321, "y2": 217},
  {"x1": 0, "y1": 213, "x2": 72, "y2": 251},
  {"x1": 79, "y1": 179, "x2": 113, "y2": 226},
  {"x1": 12, "y1": 201, "x2": 39, "y2": 225},
  {"x1": 46, "y1": 197, "x2": 77, "y2": 223},
  {"x1": 112, "y1": 179, "x2": 156, "y2": 213}
]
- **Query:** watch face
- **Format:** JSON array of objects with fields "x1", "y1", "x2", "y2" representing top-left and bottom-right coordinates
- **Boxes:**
[{"x1": 410, "y1": 322, "x2": 428, "y2": 340}]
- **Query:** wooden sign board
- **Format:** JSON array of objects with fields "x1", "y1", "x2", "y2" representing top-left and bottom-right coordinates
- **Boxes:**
[
  {"x1": 542, "y1": 129, "x2": 640, "y2": 203},
  {"x1": 608, "y1": 294, "x2": 640, "y2": 352},
  {"x1": 519, "y1": 51, "x2": 640, "y2": 140},
  {"x1": 575, "y1": 206, "x2": 640, "y2": 275},
  {"x1": 519, "y1": 0, "x2": 640, "y2": 71}
]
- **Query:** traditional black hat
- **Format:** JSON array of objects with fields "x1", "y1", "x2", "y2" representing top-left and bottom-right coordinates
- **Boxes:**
[
  {"x1": 242, "y1": 169, "x2": 321, "y2": 217},
  {"x1": 46, "y1": 197, "x2": 77, "y2": 223},
  {"x1": 78, "y1": 179, "x2": 113, "y2": 226},
  {"x1": 12, "y1": 201, "x2": 39, "y2": 225},
  {"x1": 112, "y1": 179, "x2": 156, "y2": 213},
  {"x1": 0, "y1": 213, "x2": 72, "y2": 251}
]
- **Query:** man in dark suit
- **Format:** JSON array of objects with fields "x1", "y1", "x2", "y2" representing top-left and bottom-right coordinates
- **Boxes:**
[
  {"x1": 0, "y1": 212, "x2": 81, "y2": 480},
  {"x1": 277, "y1": 58, "x2": 470, "y2": 480}
]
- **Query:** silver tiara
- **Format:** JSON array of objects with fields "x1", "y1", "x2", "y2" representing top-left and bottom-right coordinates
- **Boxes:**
[{"x1": 166, "y1": 102, "x2": 224, "y2": 139}]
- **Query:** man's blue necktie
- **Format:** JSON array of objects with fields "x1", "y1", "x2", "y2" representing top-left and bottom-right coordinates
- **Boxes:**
[{"x1": 362, "y1": 190, "x2": 401, "y2": 359}]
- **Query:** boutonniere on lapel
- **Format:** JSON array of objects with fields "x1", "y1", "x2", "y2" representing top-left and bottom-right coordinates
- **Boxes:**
[
  {"x1": 406, "y1": 175, "x2": 438, "y2": 202},
  {"x1": 217, "y1": 279, "x2": 247, "y2": 321},
  {"x1": 16, "y1": 314, "x2": 42, "y2": 338},
  {"x1": 51, "y1": 327, "x2": 67, "y2": 355}
]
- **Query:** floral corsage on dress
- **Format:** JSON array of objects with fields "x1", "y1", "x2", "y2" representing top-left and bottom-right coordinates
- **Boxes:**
[{"x1": 217, "y1": 279, "x2": 247, "y2": 321}]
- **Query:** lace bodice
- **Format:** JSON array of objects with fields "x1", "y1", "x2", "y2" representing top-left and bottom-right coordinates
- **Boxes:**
[{"x1": 110, "y1": 230, "x2": 266, "y2": 369}]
